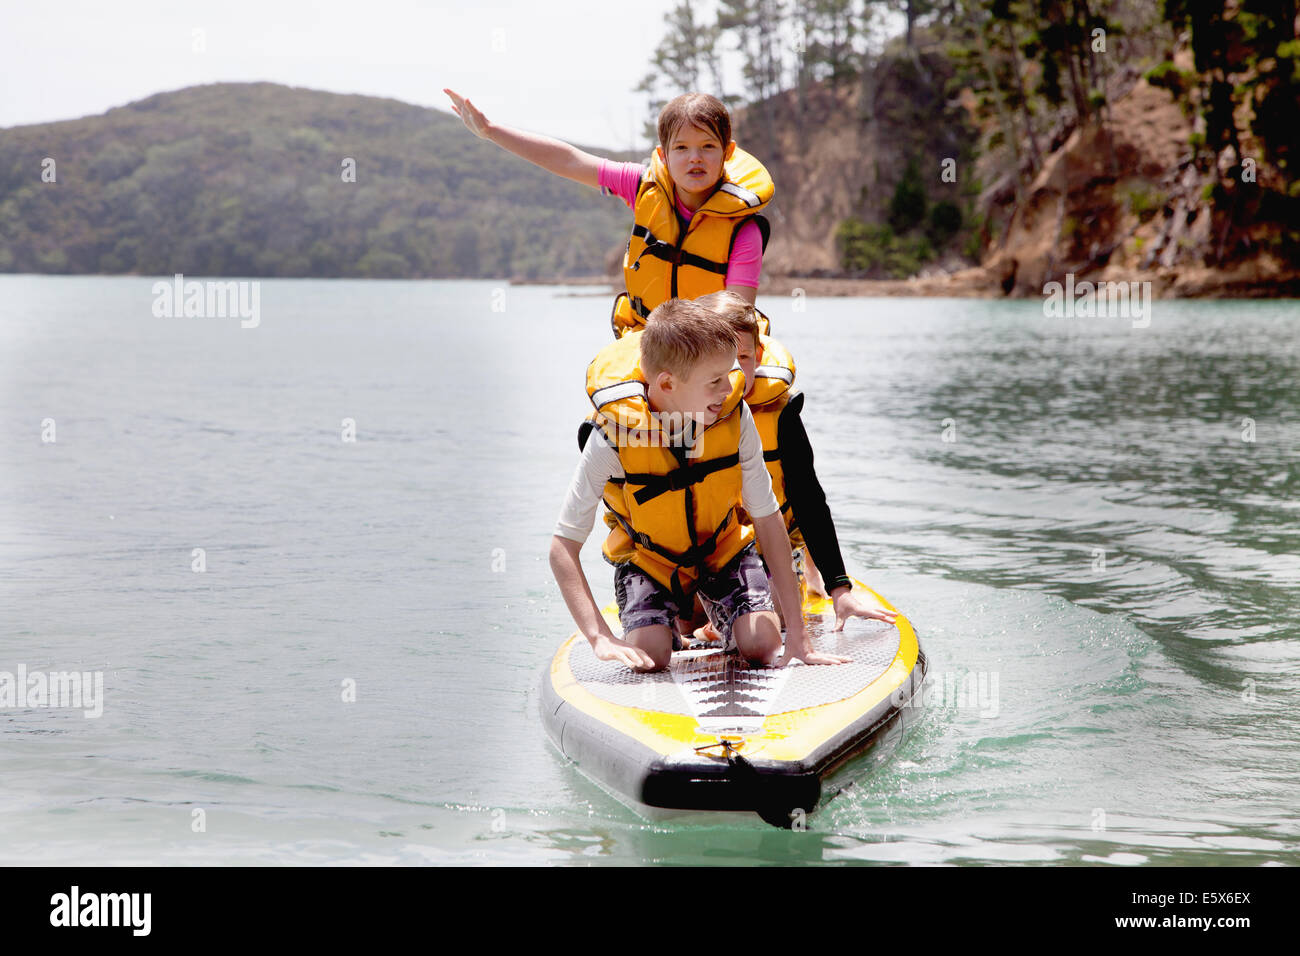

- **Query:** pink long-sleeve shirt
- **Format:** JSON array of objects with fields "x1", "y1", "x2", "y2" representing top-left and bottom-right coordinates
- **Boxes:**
[{"x1": 597, "y1": 159, "x2": 763, "y2": 288}]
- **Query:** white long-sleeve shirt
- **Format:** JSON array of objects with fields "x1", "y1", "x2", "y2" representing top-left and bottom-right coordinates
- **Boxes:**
[{"x1": 554, "y1": 401, "x2": 779, "y2": 544}]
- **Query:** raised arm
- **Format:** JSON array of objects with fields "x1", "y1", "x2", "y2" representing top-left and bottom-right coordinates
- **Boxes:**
[{"x1": 443, "y1": 88, "x2": 602, "y2": 189}]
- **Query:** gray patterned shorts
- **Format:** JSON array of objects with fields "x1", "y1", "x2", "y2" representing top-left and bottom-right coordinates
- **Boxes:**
[{"x1": 614, "y1": 544, "x2": 775, "y2": 649}]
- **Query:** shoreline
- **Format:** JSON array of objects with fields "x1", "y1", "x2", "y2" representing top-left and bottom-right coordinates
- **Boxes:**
[{"x1": 513, "y1": 266, "x2": 1300, "y2": 299}]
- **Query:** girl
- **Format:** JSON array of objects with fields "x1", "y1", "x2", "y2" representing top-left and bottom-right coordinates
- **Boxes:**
[{"x1": 443, "y1": 89, "x2": 774, "y2": 336}]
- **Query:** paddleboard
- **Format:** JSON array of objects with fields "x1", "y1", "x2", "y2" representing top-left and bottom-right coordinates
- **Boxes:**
[{"x1": 540, "y1": 575, "x2": 927, "y2": 828}]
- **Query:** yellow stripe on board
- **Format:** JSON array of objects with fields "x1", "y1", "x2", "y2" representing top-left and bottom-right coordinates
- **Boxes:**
[
  {"x1": 547, "y1": 580, "x2": 919, "y2": 763},
  {"x1": 550, "y1": 638, "x2": 720, "y2": 754}
]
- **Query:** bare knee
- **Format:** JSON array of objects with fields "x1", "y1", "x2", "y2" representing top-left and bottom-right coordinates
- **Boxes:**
[
  {"x1": 625, "y1": 625, "x2": 673, "y2": 672},
  {"x1": 637, "y1": 652, "x2": 671, "y2": 673},
  {"x1": 732, "y1": 611, "x2": 782, "y2": 664}
]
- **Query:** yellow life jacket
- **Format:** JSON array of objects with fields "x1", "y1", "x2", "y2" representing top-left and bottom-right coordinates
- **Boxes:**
[
  {"x1": 610, "y1": 146, "x2": 774, "y2": 338},
  {"x1": 738, "y1": 334, "x2": 805, "y2": 550},
  {"x1": 580, "y1": 331, "x2": 752, "y2": 604}
]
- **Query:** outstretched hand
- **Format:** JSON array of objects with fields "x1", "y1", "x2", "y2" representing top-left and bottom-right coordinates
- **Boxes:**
[
  {"x1": 443, "y1": 88, "x2": 490, "y2": 138},
  {"x1": 832, "y1": 588, "x2": 899, "y2": 632}
]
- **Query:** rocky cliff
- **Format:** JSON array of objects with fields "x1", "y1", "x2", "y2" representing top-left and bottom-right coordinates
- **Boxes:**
[{"x1": 737, "y1": 33, "x2": 1300, "y2": 298}]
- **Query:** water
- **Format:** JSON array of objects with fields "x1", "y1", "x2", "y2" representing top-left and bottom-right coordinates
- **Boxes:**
[{"x1": 1, "y1": 276, "x2": 1297, "y2": 865}]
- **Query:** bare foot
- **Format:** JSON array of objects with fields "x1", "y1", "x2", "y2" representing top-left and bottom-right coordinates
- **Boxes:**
[{"x1": 692, "y1": 623, "x2": 724, "y2": 644}]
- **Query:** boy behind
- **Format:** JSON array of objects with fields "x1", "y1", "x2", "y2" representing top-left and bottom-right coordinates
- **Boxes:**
[
  {"x1": 697, "y1": 290, "x2": 900, "y2": 634},
  {"x1": 549, "y1": 299, "x2": 851, "y2": 672}
]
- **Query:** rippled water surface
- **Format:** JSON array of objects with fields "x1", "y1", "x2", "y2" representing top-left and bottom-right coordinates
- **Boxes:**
[{"x1": 1, "y1": 277, "x2": 1296, "y2": 864}]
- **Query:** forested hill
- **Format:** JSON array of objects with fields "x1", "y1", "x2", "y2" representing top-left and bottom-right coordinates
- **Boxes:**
[{"x1": 0, "y1": 82, "x2": 631, "y2": 279}]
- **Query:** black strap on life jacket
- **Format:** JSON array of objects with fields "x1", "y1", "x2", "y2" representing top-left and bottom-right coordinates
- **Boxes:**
[
  {"x1": 624, "y1": 452, "x2": 741, "y2": 505},
  {"x1": 628, "y1": 225, "x2": 729, "y2": 276},
  {"x1": 610, "y1": 507, "x2": 734, "y2": 575}
]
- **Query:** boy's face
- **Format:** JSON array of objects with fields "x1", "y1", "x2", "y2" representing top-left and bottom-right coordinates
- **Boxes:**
[
  {"x1": 736, "y1": 332, "x2": 759, "y2": 395},
  {"x1": 651, "y1": 348, "x2": 737, "y2": 427},
  {"x1": 658, "y1": 124, "x2": 735, "y2": 203}
]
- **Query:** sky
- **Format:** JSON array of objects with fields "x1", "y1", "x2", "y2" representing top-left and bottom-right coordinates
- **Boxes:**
[{"x1": 0, "y1": 0, "x2": 713, "y2": 152}]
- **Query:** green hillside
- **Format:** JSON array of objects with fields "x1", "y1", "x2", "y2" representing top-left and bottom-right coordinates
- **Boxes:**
[{"x1": 0, "y1": 82, "x2": 632, "y2": 279}]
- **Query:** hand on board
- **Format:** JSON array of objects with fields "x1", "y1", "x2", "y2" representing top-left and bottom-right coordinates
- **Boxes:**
[
  {"x1": 776, "y1": 635, "x2": 852, "y2": 668},
  {"x1": 831, "y1": 587, "x2": 899, "y2": 632},
  {"x1": 591, "y1": 633, "x2": 658, "y2": 671}
]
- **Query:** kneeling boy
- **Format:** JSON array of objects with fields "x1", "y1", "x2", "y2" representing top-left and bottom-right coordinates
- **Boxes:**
[{"x1": 549, "y1": 299, "x2": 851, "y2": 672}]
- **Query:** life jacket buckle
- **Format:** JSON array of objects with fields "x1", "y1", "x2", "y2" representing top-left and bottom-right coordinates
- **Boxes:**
[{"x1": 664, "y1": 467, "x2": 694, "y2": 492}]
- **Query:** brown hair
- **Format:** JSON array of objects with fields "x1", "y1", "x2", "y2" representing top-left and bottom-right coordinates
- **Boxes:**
[
  {"x1": 695, "y1": 290, "x2": 760, "y2": 350},
  {"x1": 641, "y1": 299, "x2": 738, "y2": 380},
  {"x1": 657, "y1": 93, "x2": 732, "y2": 152}
]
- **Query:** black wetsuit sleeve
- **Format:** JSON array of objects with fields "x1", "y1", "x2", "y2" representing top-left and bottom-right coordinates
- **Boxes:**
[{"x1": 777, "y1": 396, "x2": 853, "y2": 594}]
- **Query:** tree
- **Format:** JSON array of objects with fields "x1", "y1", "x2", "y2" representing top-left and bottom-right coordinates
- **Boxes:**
[
  {"x1": 799, "y1": 0, "x2": 864, "y2": 85},
  {"x1": 1022, "y1": 0, "x2": 1114, "y2": 128},
  {"x1": 636, "y1": 3, "x2": 726, "y2": 147},
  {"x1": 1154, "y1": 0, "x2": 1300, "y2": 261},
  {"x1": 718, "y1": 0, "x2": 789, "y2": 157}
]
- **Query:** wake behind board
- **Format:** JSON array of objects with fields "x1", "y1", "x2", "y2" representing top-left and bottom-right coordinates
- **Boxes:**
[{"x1": 540, "y1": 576, "x2": 927, "y2": 828}]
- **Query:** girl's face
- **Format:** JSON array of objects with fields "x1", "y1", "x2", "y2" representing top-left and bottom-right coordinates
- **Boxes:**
[{"x1": 658, "y1": 124, "x2": 734, "y2": 204}]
